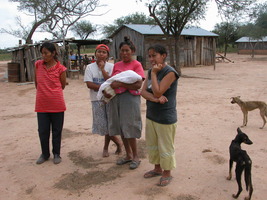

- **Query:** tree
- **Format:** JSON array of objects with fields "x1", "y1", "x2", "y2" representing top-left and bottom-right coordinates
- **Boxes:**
[
  {"x1": 213, "y1": 22, "x2": 240, "y2": 56},
  {"x1": 102, "y1": 12, "x2": 156, "y2": 37},
  {"x1": 70, "y1": 20, "x2": 97, "y2": 40},
  {"x1": 238, "y1": 2, "x2": 267, "y2": 58},
  {"x1": 0, "y1": 16, "x2": 31, "y2": 41},
  {"x1": 249, "y1": 2, "x2": 267, "y2": 36},
  {"x1": 143, "y1": 0, "x2": 255, "y2": 74},
  {"x1": 2, "y1": 0, "x2": 103, "y2": 44},
  {"x1": 148, "y1": 0, "x2": 207, "y2": 74},
  {"x1": 214, "y1": 0, "x2": 254, "y2": 19}
]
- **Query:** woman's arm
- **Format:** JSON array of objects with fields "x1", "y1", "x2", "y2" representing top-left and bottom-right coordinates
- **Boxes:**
[
  {"x1": 140, "y1": 78, "x2": 159, "y2": 102},
  {"x1": 60, "y1": 71, "x2": 67, "y2": 89},
  {"x1": 110, "y1": 79, "x2": 143, "y2": 90},
  {"x1": 151, "y1": 71, "x2": 176, "y2": 98},
  {"x1": 98, "y1": 60, "x2": 111, "y2": 80},
  {"x1": 86, "y1": 81, "x2": 100, "y2": 91},
  {"x1": 141, "y1": 76, "x2": 168, "y2": 104},
  {"x1": 34, "y1": 70, "x2": 37, "y2": 89}
]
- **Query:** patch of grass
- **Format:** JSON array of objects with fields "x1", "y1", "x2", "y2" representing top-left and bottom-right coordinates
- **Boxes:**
[
  {"x1": 0, "y1": 52, "x2": 12, "y2": 61},
  {"x1": 69, "y1": 47, "x2": 95, "y2": 55},
  {"x1": 216, "y1": 45, "x2": 238, "y2": 54},
  {"x1": 80, "y1": 48, "x2": 95, "y2": 54}
]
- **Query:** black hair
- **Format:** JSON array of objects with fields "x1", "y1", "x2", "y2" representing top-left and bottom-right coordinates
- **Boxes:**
[
  {"x1": 148, "y1": 44, "x2": 167, "y2": 56},
  {"x1": 119, "y1": 36, "x2": 136, "y2": 52},
  {"x1": 40, "y1": 42, "x2": 58, "y2": 60}
]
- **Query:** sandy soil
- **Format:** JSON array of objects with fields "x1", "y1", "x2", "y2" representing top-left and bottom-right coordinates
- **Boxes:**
[{"x1": 0, "y1": 53, "x2": 267, "y2": 200}]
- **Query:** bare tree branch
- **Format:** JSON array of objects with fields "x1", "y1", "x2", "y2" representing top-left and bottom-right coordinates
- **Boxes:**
[{"x1": 8, "y1": 0, "x2": 104, "y2": 44}]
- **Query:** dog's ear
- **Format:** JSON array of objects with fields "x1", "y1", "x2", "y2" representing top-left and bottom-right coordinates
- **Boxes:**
[{"x1": 237, "y1": 127, "x2": 242, "y2": 134}]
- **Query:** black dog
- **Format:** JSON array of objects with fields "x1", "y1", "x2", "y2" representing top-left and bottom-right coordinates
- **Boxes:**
[{"x1": 227, "y1": 127, "x2": 253, "y2": 200}]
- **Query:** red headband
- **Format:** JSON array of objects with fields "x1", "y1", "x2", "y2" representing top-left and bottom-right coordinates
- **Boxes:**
[{"x1": 96, "y1": 44, "x2": 110, "y2": 53}]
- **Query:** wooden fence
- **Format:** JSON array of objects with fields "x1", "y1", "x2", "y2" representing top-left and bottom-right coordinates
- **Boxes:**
[{"x1": 10, "y1": 43, "x2": 64, "y2": 82}]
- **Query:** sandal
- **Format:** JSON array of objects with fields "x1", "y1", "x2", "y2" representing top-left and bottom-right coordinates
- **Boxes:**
[
  {"x1": 129, "y1": 160, "x2": 141, "y2": 170},
  {"x1": 157, "y1": 176, "x2": 173, "y2": 186},
  {"x1": 116, "y1": 158, "x2": 132, "y2": 165},
  {"x1": 144, "y1": 170, "x2": 163, "y2": 178}
]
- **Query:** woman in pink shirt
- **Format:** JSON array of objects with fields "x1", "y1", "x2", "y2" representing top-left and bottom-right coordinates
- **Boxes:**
[
  {"x1": 35, "y1": 42, "x2": 67, "y2": 165},
  {"x1": 104, "y1": 37, "x2": 145, "y2": 170}
]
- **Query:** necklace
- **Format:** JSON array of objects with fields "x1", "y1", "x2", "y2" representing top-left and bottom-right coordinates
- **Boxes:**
[{"x1": 45, "y1": 61, "x2": 57, "y2": 69}]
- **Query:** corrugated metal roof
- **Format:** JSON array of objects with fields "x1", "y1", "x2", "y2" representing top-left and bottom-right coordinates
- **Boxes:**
[
  {"x1": 123, "y1": 24, "x2": 219, "y2": 37},
  {"x1": 236, "y1": 36, "x2": 267, "y2": 43}
]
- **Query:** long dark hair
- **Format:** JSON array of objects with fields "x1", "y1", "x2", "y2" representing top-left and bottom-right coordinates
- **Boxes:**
[
  {"x1": 119, "y1": 36, "x2": 136, "y2": 52},
  {"x1": 40, "y1": 42, "x2": 58, "y2": 60},
  {"x1": 148, "y1": 44, "x2": 167, "y2": 57}
]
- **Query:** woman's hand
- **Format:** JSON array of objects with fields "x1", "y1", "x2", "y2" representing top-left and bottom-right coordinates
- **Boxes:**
[
  {"x1": 158, "y1": 96, "x2": 168, "y2": 104},
  {"x1": 103, "y1": 90, "x2": 112, "y2": 98},
  {"x1": 97, "y1": 60, "x2": 105, "y2": 70},
  {"x1": 151, "y1": 63, "x2": 163, "y2": 74},
  {"x1": 110, "y1": 81, "x2": 121, "y2": 89}
]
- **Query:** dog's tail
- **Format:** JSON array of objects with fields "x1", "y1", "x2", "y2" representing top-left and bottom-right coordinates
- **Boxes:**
[
  {"x1": 245, "y1": 160, "x2": 252, "y2": 191},
  {"x1": 245, "y1": 160, "x2": 253, "y2": 199}
]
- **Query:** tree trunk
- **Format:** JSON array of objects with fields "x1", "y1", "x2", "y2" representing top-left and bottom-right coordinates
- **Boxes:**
[
  {"x1": 224, "y1": 44, "x2": 228, "y2": 57},
  {"x1": 167, "y1": 36, "x2": 175, "y2": 67},
  {"x1": 26, "y1": 19, "x2": 48, "y2": 44},
  {"x1": 249, "y1": 42, "x2": 257, "y2": 58},
  {"x1": 174, "y1": 37, "x2": 181, "y2": 75}
]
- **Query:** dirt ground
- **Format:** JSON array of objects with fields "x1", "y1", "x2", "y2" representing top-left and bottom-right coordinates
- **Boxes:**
[{"x1": 0, "y1": 53, "x2": 267, "y2": 200}]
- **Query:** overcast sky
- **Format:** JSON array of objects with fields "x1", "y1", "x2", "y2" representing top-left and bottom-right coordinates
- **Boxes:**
[{"x1": 0, "y1": 0, "x2": 222, "y2": 49}]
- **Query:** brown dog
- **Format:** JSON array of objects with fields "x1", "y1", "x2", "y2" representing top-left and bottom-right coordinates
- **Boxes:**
[{"x1": 231, "y1": 96, "x2": 267, "y2": 129}]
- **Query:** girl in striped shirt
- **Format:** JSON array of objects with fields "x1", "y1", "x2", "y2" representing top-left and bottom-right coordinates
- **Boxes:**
[{"x1": 35, "y1": 42, "x2": 66, "y2": 165}]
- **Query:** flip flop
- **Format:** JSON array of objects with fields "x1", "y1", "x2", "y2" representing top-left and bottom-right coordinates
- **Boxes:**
[
  {"x1": 157, "y1": 176, "x2": 173, "y2": 187},
  {"x1": 129, "y1": 160, "x2": 141, "y2": 170},
  {"x1": 116, "y1": 158, "x2": 132, "y2": 165},
  {"x1": 144, "y1": 170, "x2": 163, "y2": 178}
]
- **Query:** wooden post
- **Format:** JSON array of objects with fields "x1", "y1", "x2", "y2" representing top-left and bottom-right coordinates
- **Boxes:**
[
  {"x1": 19, "y1": 50, "x2": 26, "y2": 82},
  {"x1": 213, "y1": 38, "x2": 216, "y2": 70}
]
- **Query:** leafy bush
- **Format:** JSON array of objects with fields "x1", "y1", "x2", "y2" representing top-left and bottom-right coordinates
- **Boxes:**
[{"x1": 0, "y1": 52, "x2": 12, "y2": 61}]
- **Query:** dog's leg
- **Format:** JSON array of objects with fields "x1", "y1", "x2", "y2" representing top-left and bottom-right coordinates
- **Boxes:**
[
  {"x1": 241, "y1": 111, "x2": 248, "y2": 127},
  {"x1": 259, "y1": 110, "x2": 266, "y2": 129},
  {"x1": 227, "y1": 159, "x2": 233, "y2": 180},
  {"x1": 244, "y1": 111, "x2": 248, "y2": 127},
  {"x1": 232, "y1": 163, "x2": 244, "y2": 199}
]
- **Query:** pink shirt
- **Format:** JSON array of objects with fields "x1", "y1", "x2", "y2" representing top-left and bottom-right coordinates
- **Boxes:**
[
  {"x1": 35, "y1": 60, "x2": 66, "y2": 112},
  {"x1": 111, "y1": 60, "x2": 145, "y2": 95}
]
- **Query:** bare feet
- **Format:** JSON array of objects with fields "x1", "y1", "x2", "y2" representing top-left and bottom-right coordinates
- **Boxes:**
[
  {"x1": 115, "y1": 143, "x2": 123, "y2": 155},
  {"x1": 102, "y1": 149, "x2": 109, "y2": 157}
]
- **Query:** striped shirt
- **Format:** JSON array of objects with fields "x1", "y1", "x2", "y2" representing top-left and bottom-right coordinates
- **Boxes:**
[{"x1": 35, "y1": 60, "x2": 66, "y2": 112}]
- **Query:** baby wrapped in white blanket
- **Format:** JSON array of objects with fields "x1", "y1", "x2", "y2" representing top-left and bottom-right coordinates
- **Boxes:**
[{"x1": 97, "y1": 70, "x2": 142, "y2": 103}]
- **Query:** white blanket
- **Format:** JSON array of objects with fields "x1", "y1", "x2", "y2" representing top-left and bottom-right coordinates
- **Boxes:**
[{"x1": 97, "y1": 70, "x2": 142, "y2": 102}]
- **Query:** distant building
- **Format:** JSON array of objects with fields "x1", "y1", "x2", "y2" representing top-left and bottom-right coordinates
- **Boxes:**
[
  {"x1": 236, "y1": 36, "x2": 267, "y2": 55},
  {"x1": 9, "y1": 38, "x2": 109, "y2": 82},
  {"x1": 109, "y1": 24, "x2": 219, "y2": 69}
]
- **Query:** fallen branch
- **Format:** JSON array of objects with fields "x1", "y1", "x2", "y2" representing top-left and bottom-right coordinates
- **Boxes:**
[{"x1": 216, "y1": 53, "x2": 234, "y2": 63}]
